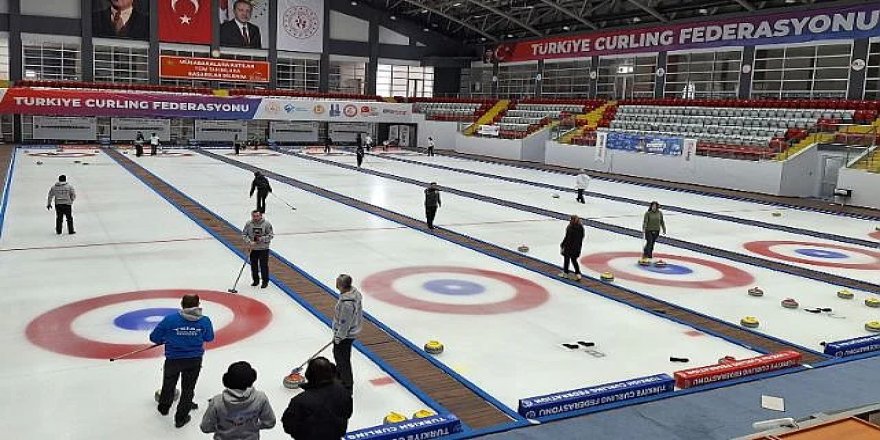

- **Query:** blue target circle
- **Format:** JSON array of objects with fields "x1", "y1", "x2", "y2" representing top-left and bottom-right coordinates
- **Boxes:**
[
  {"x1": 638, "y1": 263, "x2": 694, "y2": 275},
  {"x1": 795, "y1": 248, "x2": 849, "y2": 259},
  {"x1": 113, "y1": 308, "x2": 177, "y2": 331},
  {"x1": 422, "y1": 279, "x2": 486, "y2": 295}
]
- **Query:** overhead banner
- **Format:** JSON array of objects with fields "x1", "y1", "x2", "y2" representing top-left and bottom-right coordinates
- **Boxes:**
[
  {"x1": 33, "y1": 116, "x2": 97, "y2": 141},
  {"x1": 0, "y1": 88, "x2": 414, "y2": 123},
  {"x1": 160, "y1": 55, "x2": 270, "y2": 83},
  {"x1": 159, "y1": 0, "x2": 213, "y2": 44},
  {"x1": 255, "y1": 99, "x2": 414, "y2": 123},
  {"x1": 92, "y1": 0, "x2": 150, "y2": 40},
  {"x1": 606, "y1": 131, "x2": 683, "y2": 156},
  {"x1": 490, "y1": 3, "x2": 880, "y2": 62},
  {"x1": 219, "y1": 0, "x2": 269, "y2": 49},
  {"x1": 0, "y1": 88, "x2": 260, "y2": 119},
  {"x1": 112, "y1": 117, "x2": 171, "y2": 141},
  {"x1": 270, "y1": 121, "x2": 319, "y2": 142},
  {"x1": 277, "y1": 0, "x2": 324, "y2": 53},
  {"x1": 195, "y1": 119, "x2": 247, "y2": 141}
]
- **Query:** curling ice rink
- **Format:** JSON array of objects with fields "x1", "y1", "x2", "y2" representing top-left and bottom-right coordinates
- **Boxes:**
[{"x1": 2, "y1": 146, "x2": 880, "y2": 439}]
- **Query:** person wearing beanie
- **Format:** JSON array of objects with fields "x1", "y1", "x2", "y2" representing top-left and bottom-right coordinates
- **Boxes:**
[
  {"x1": 282, "y1": 357, "x2": 352, "y2": 440},
  {"x1": 47, "y1": 174, "x2": 76, "y2": 235},
  {"x1": 150, "y1": 294, "x2": 215, "y2": 428},
  {"x1": 201, "y1": 361, "x2": 276, "y2": 440},
  {"x1": 249, "y1": 171, "x2": 272, "y2": 214}
]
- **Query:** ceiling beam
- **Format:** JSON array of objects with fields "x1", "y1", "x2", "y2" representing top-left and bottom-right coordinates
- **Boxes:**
[
  {"x1": 733, "y1": 0, "x2": 756, "y2": 11},
  {"x1": 538, "y1": 0, "x2": 599, "y2": 30},
  {"x1": 400, "y1": 0, "x2": 500, "y2": 41},
  {"x1": 466, "y1": 0, "x2": 544, "y2": 37},
  {"x1": 626, "y1": 0, "x2": 668, "y2": 22}
]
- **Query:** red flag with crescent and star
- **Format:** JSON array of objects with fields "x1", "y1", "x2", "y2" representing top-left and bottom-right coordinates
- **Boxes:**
[{"x1": 159, "y1": 0, "x2": 213, "y2": 44}]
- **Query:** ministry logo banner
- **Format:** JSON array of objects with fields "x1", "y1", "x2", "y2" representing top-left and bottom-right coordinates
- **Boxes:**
[{"x1": 277, "y1": 0, "x2": 324, "y2": 53}]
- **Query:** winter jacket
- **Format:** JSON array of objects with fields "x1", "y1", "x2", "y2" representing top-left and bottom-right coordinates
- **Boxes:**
[
  {"x1": 200, "y1": 387, "x2": 276, "y2": 440},
  {"x1": 643, "y1": 210, "x2": 665, "y2": 232},
  {"x1": 150, "y1": 135, "x2": 160, "y2": 146},
  {"x1": 47, "y1": 182, "x2": 76, "y2": 206},
  {"x1": 242, "y1": 219, "x2": 274, "y2": 251},
  {"x1": 355, "y1": 145, "x2": 365, "y2": 157},
  {"x1": 424, "y1": 188, "x2": 441, "y2": 208},
  {"x1": 250, "y1": 176, "x2": 272, "y2": 196},
  {"x1": 575, "y1": 173, "x2": 590, "y2": 190},
  {"x1": 333, "y1": 287, "x2": 363, "y2": 343},
  {"x1": 149, "y1": 307, "x2": 215, "y2": 359},
  {"x1": 281, "y1": 380, "x2": 353, "y2": 440},
  {"x1": 561, "y1": 222, "x2": 585, "y2": 257}
]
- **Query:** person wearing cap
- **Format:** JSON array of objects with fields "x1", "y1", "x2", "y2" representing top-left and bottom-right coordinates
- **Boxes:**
[
  {"x1": 250, "y1": 171, "x2": 272, "y2": 214},
  {"x1": 201, "y1": 361, "x2": 276, "y2": 440},
  {"x1": 281, "y1": 357, "x2": 352, "y2": 440}
]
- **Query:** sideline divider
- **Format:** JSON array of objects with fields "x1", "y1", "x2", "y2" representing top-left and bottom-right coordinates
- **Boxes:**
[
  {"x1": 344, "y1": 414, "x2": 462, "y2": 440},
  {"x1": 823, "y1": 334, "x2": 880, "y2": 358},
  {"x1": 673, "y1": 350, "x2": 802, "y2": 388}
]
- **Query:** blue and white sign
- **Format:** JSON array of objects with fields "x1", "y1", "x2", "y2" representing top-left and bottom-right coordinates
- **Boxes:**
[
  {"x1": 343, "y1": 414, "x2": 462, "y2": 440},
  {"x1": 606, "y1": 131, "x2": 684, "y2": 156},
  {"x1": 823, "y1": 334, "x2": 880, "y2": 358},
  {"x1": 518, "y1": 374, "x2": 675, "y2": 419}
]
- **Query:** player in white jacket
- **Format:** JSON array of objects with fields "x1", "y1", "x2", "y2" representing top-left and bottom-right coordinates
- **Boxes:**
[
  {"x1": 47, "y1": 175, "x2": 76, "y2": 235},
  {"x1": 575, "y1": 169, "x2": 590, "y2": 204}
]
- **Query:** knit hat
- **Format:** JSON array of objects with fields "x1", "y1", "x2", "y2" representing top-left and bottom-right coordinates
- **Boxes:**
[{"x1": 222, "y1": 361, "x2": 257, "y2": 390}]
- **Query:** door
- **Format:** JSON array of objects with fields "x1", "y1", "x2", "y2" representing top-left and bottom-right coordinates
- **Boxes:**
[{"x1": 819, "y1": 156, "x2": 845, "y2": 199}]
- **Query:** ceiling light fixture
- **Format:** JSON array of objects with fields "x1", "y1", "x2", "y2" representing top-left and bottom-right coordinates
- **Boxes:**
[
  {"x1": 422, "y1": 9, "x2": 428, "y2": 13},
  {"x1": 351, "y1": 0, "x2": 358, "y2": 5},
  {"x1": 390, "y1": 15, "x2": 396, "y2": 20},
  {"x1": 563, "y1": 25, "x2": 570, "y2": 31},
  {"x1": 507, "y1": 34, "x2": 514, "y2": 38},
  {"x1": 453, "y1": 2, "x2": 462, "y2": 6},
  {"x1": 423, "y1": 27, "x2": 430, "y2": 31},
  {"x1": 632, "y1": 16, "x2": 641, "y2": 23},
  {"x1": 698, "y1": 8, "x2": 708, "y2": 14}
]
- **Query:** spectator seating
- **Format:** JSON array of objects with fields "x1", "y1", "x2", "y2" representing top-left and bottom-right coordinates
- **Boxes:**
[
  {"x1": 490, "y1": 99, "x2": 604, "y2": 139},
  {"x1": 227, "y1": 88, "x2": 383, "y2": 101},
  {"x1": 15, "y1": 79, "x2": 215, "y2": 95},
  {"x1": 411, "y1": 98, "x2": 496, "y2": 122}
]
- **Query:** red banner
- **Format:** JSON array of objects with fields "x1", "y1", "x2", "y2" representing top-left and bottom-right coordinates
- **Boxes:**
[
  {"x1": 673, "y1": 350, "x2": 802, "y2": 389},
  {"x1": 159, "y1": 56, "x2": 270, "y2": 83},
  {"x1": 159, "y1": 0, "x2": 213, "y2": 44}
]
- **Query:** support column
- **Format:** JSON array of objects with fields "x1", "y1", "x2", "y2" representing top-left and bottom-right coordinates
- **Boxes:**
[
  {"x1": 81, "y1": 0, "x2": 94, "y2": 82},
  {"x1": 319, "y1": 2, "x2": 330, "y2": 92},
  {"x1": 654, "y1": 51, "x2": 667, "y2": 98},
  {"x1": 268, "y1": 0, "x2": 278, "y2": 89},
  {"x1": 848, "y1": 39, "x2": 869, "y2": 100},
  {"x1": 10, "y1": 0, "x2": 21, "y2": 142},
  {"x1": 148, "y1": 0, "x2": 159, "y2": 84},
  {"x1": 535, "y1": 60, "x2": 544, "y2": 97},
  {"x1": 491, "y1": 61, "x2": 499, "y2": 96},
  {"x1": 589, "y1": 56, "x2": 599, "y2": 99},
  {"x1": 739, "y1": 46, "x2": 755, "y2": 99},
  {"x1": 366, "y1": 20, "x2": 379, "y2": 95}
]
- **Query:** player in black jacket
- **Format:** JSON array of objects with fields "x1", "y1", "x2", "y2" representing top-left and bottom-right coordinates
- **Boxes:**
[{"x1": 250, "y1": 171, "x2": 272, "y2": 213}]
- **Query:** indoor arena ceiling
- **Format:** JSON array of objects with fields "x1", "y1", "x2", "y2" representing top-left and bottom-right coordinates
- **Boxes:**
[{"x1": 366, "y1": 0, "x2": 840, "y2": 44}]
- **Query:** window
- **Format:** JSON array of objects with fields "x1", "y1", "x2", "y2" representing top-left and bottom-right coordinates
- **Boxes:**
[
  {"x1": 328, "y1": 61, "x2": 366, "y2": 94},
  {"x1": 159, "y1": 48, "x2": 212, "y2": 88},
  {"x1": 459, "y1": 66, "x2": 493, "y2": 97},
  {"x1": 865, "y1": 41, "x2": 880, "y2": 100},
  {"x1": 94, "y1": 43, "x2": 149, "y2": 84},
  {"x1": 752, "y1": 43, "x2": 851, "y2": 99},
  {"x1": 276, "y1": 56, "x2": 320, "y2": 91},
  {"x1": 542, "y1": 59, "x2": 593, "y2": 97},
  {"x1": 496, "y1": 62, "x2": 538, "y2": 98},
  {"x1": 23, "y1": 37, "x2": 81, "y2": 80},
  {"x1": 664, "y1": 50, "x2": 741, "y2": 98},
  {"x1": 597, "y1": 55, "x2": 656, "y2": 99},
  {"x1": 376, "y1": 64, "x2": 434, "y2": 98},
  {"x1": 0, "y1": 34, "x2": 9, "y2": 81}
]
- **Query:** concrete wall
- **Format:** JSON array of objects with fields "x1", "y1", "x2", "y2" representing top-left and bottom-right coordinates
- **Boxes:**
[
  {"x1": 455, "y1": 133, "x2": 527, "y2": 161},
  {"x1": 545, "y1": 142, "x2": 786, "y2": 195},
  {"x1": 521, "y1": 129, "x2": 550, "y2": 163},
  {"x1": 416, "y1": 119, "x2": 459, "y2": 151},
  {"x1": 778, "y1": 146, "x2": 820, "y2": 198},
  {"x1": 837, "y1": 168, "x2": 880, "y2": 209}
]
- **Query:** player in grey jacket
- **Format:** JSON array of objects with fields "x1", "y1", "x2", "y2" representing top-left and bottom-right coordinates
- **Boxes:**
[
  {"x1": 47, "y1": 175, "x2": 76, "y2": 235},
  {"x1": 332, "y1": 274, "x2": 363, "y2": 393},
  {"x1": 201, "y1": 361, "x2": 276, "y2": 440},
  {"x1": 242, "y1": 211, "x2": 274, "y2": 288}
]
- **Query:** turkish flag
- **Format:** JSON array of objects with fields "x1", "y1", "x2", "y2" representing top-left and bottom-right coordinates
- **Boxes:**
[{"x1": 159, "y1": 0, "x2": 213, "y2": 44}]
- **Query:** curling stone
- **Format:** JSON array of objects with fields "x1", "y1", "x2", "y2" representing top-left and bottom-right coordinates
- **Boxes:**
[
  {"x1": 36, "y1": 161, "x2": 44, "y2": 165},
  {"x1": 653, "y1": 260, "x2": 667, "y2": 267},
  {"x1": 772, "y1": 212, "x2": 782, "y2": 217},
  {"x1": 154, "y1": 388, "x2": 180, "y2": 402},
  {"x1": 74, "y1": 160, "x2": 81, "y2": 164},
  {"x1": 837, "y1": 289, "x2": 854, "y2": 299},
  {"x1": 875, "y1": 226, "x2": 880, "y2": 231},
  {"x1": 741, "y1": 316, "x2": 760, "y2": 328},
  {"x1": 638, "y1": 258, "x2": 651, "y2": 266},
  {"x1": 424, "y1": 340, "x2": 444, "y2": 355},
  {"x1": 600, "y1": 272, "x2": 614, "y2": 282},
  {"x1": 865, "y1": 298, "x2": 880, "y2": 308},
  {"x1": 718, "y1": 356, "x2": 737, "y2": 365},
  {"x1": 283, "y1": 371, "x2": 306, "y2": 389},
  {"x1": 412, "y1": 409, "x2": 435, "y2": 419},
  {"x1": 781, "y1": 298, "x2": 799, "y2": 309},
  {"x1": 82, "y1": 162, "x2": 89, "y2": 165},
  {"x1": 383, "y1": 412, "x2": 408, "y2": 424},
  {"x1": 517, "y1": 245, "x2": 530, "y2": 253},
  {"x1": 865, "y1": 321, "x2": 880, "y2": 333},
  {"x1": 748, "y1": 287, "x2": 764, "y2": 297},
  {"x1": 551, "y1": 194, "x2": 560, "y2": 199}
]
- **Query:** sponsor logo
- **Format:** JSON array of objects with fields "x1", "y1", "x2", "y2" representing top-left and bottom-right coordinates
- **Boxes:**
[
  {"x1": 264, "y1": 101, "x2": 282, "y2": 114},
  {"x1": 382, "y1": 108, "x2": 409, "y2": 116},
  {"x1": 343, "y1": 104, "x2": 358, "y2": 117},
  {"x1": 282, "y1": 6, "x2": 320, "y2": 40},
  {"x1": 312, "y1": 104, "x2": 326, "y2": 114},
  {"x1": 283, "y1": 103, "x2": 308, "y2": 113}
]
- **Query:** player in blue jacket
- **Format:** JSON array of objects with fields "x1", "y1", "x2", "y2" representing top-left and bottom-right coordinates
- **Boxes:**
[{"x1": 150, "y1": 294, "x2": 215, "y2": 428}]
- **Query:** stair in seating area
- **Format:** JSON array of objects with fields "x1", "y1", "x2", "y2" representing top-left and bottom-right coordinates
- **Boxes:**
[
  {"x1": 464, "y1": 100, "x2": 510, "y2": 135},
  {"x1": 560, "y1": 100, "x2": 615, "y2": 145},
  {"x1": 851, "y1": 145, "x2": 880, "y2": 172},
  {"x1": 774, "y1": 132, "x2": 835, "y2": 160},
  {"x1": 384, "y1": 96, "x2": 397, "y2": 103}
]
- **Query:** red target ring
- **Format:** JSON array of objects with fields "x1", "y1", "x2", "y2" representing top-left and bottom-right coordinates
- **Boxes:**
[
  {"x1": 580, "y1": 252, "x2": 754, "y2": 289},
  {"x1": 362, "y1": 266, "x2": 550, "y2": 315},
  {"x1": 743, "y1": 240, "x2": 880, "y2": 270},
  {"x1": 870, "y1": 230, "x2": 880, "y2": 241},
  {"x1": 25, "y1": 290, "x2": 272, "y2": 360}
]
